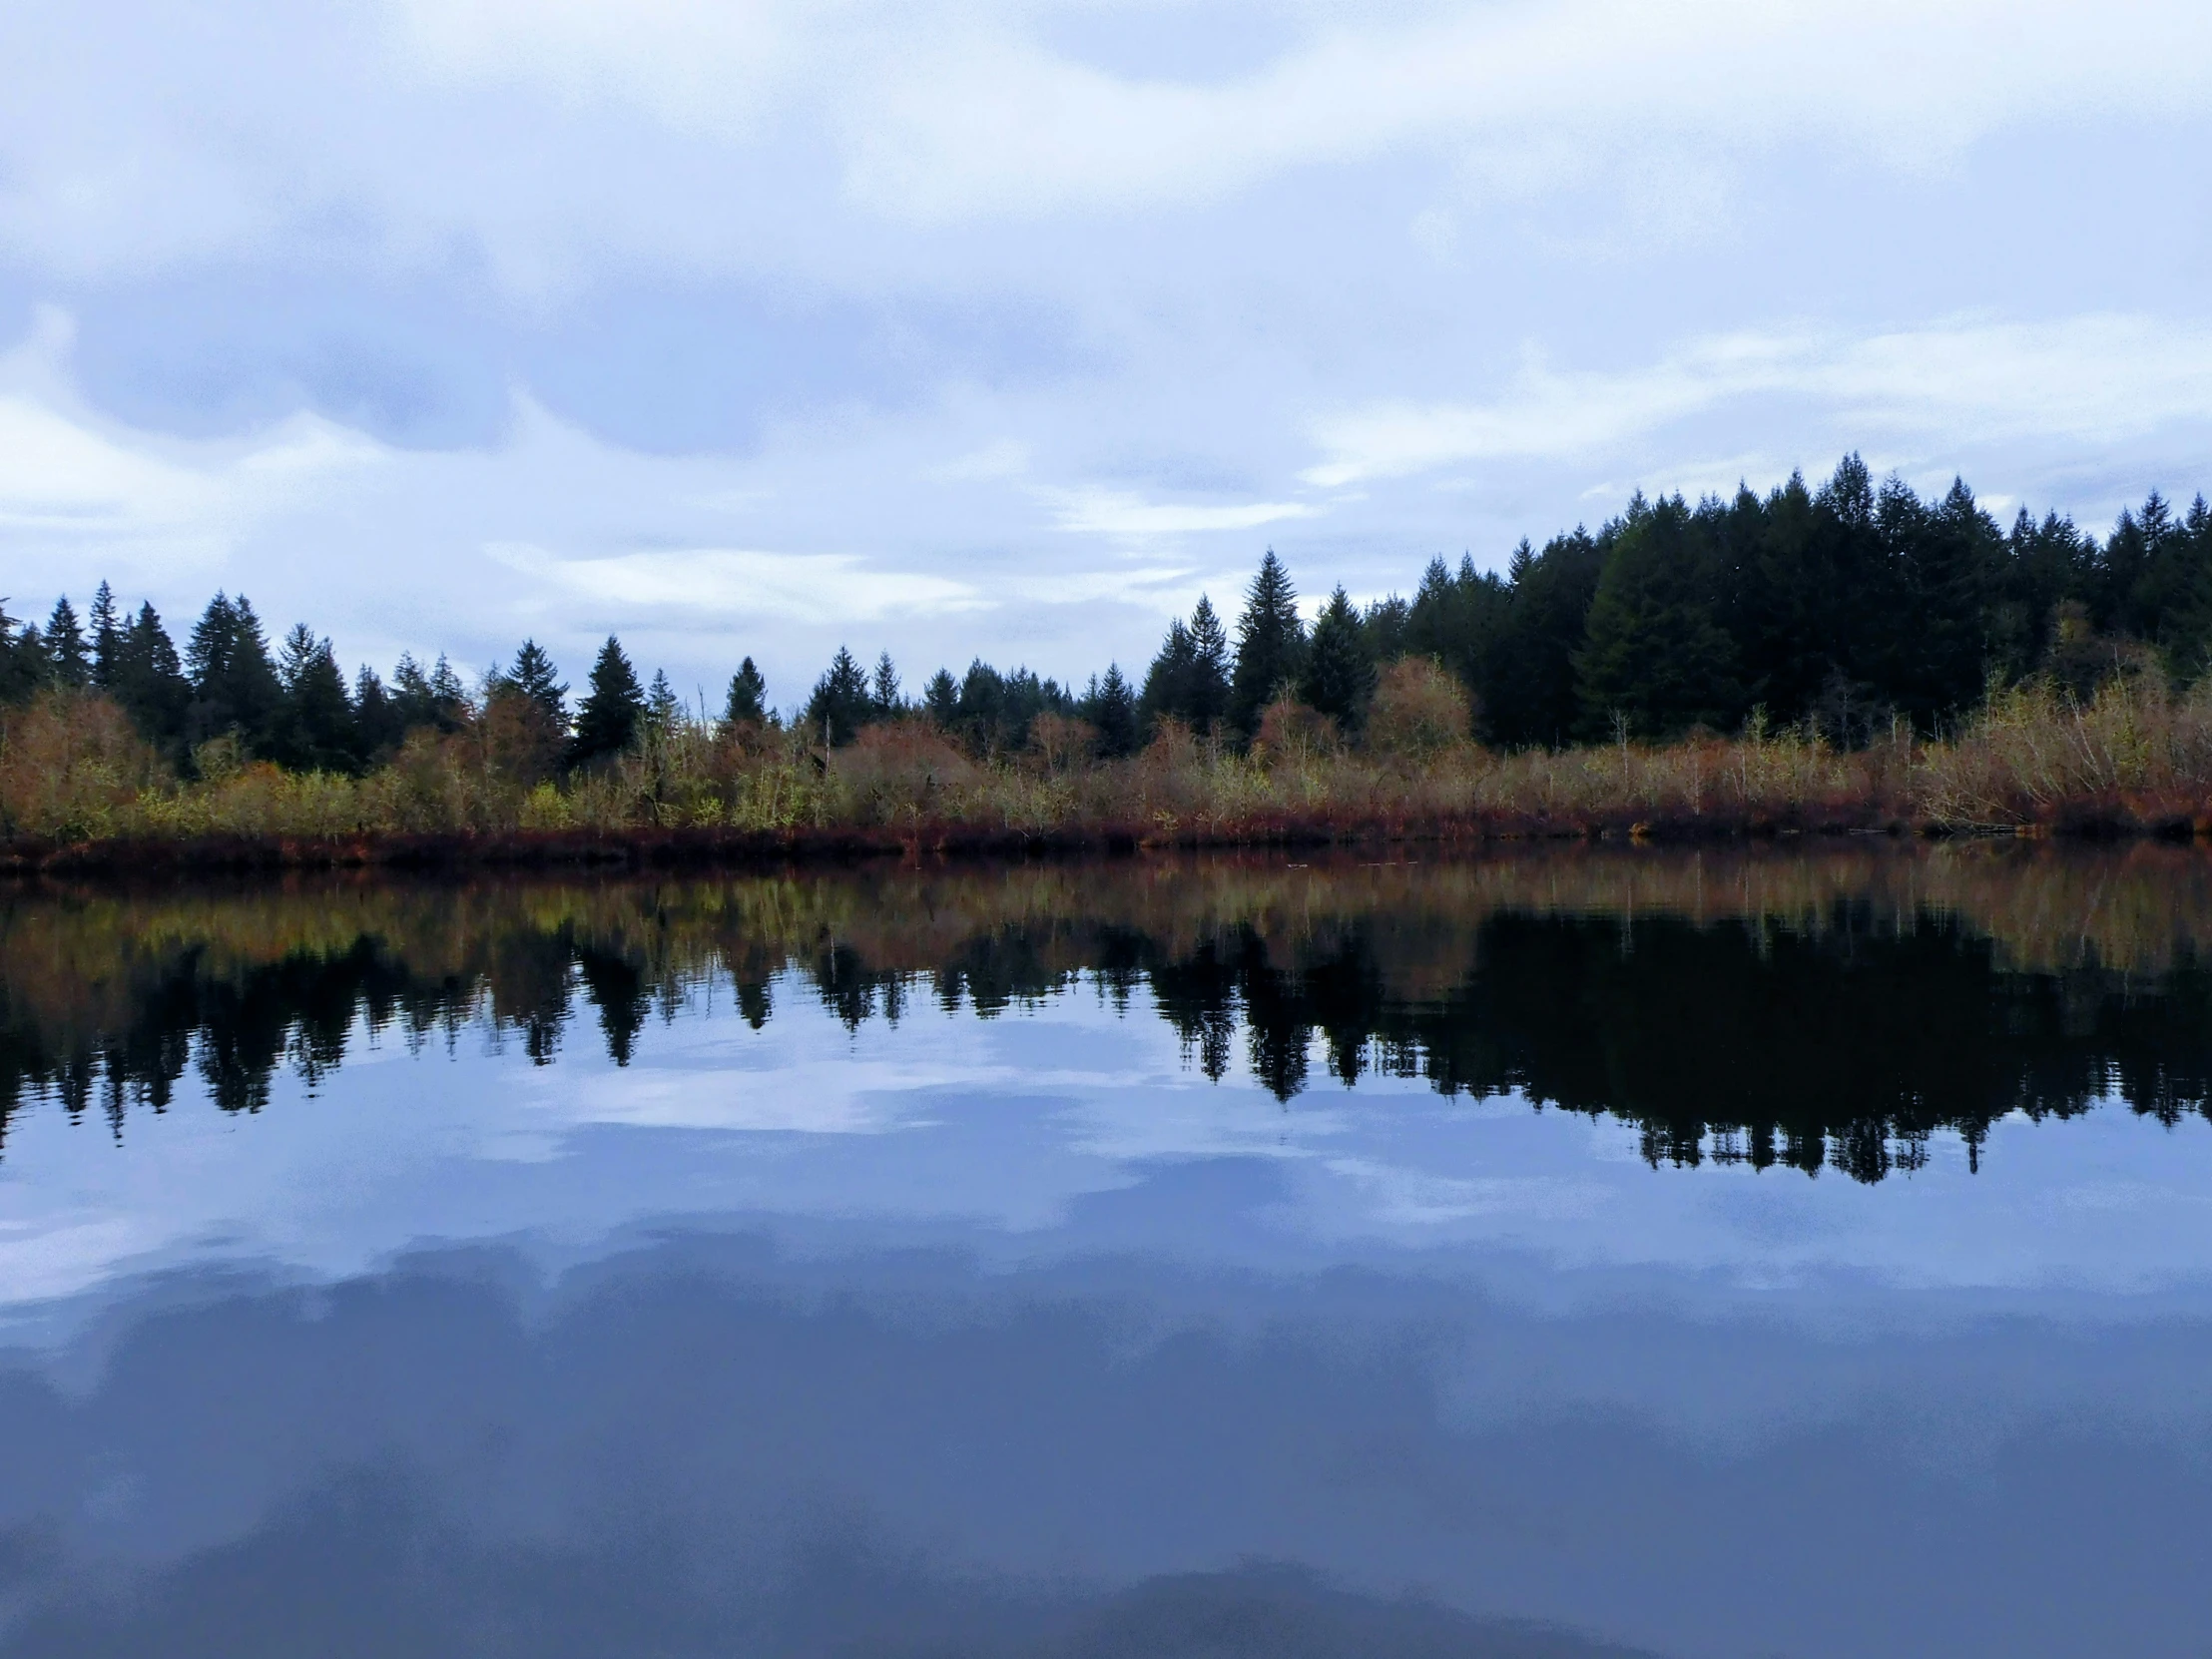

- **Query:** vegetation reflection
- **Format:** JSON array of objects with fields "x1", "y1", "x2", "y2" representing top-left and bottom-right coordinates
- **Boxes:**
[{"x1": 8, "y1": 846, "x2": 2212, "y2": 1182}]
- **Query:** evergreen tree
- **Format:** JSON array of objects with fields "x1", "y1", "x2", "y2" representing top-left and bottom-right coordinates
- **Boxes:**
[
  {"x1": 0, "y1": 604, "x2": 44, "y2": 702},
  {"x1": 1140, "y1": 618, "x2": 1196, "y2": 733},
  {"x1": 871, "y1": 652, "x2": 901, "y2": 717},
  {"x1": 391, "y1": 652, "x2": 467, "y2": 734},
  {"x1": 1488, "y1": 527, "x2": 1604, "y2": 748},
  {"x1": 1230, "y1": 550, "x2": 1306, "y2": 739},
  {"x1": 646, "y1": 668, "x2": 680, "y2": 736},
  {"x1": 571, "y1": 636, "x2": 646, "y2": 767},
  {"x1": 505, "y1": 640, "x2": 568, "y2": 731},
  {"x1": 1085, "y1": 663, "x2": 1139, "y2": 758},
  {"x1": 184, "y1": 593, "x2": 282, "y2": 753},
  {"x1": 274, "y1": 624, "x2": 359, "y2": 773},
  {"x1": 88, "y1": 581, "x2": 119, "y2": 688},
  {"x1": 804, "y1": 646, "x2": 872, "y2": 747},
  {"x1": 354, "y1": 665, "x2": 403, "y2": 759},
  {"x1": 1186, "y1": 597, "x2": 1231, "y2": 731},
  {"x1": 723, "y1": 657, "x2": 768, "y2": 727},
  {"x1": 922, "y1": 668, "x2": 959, "y2": 728},
  {"x1": 110, "y1": 602, "x2": 190, "y2": 751},
  {"x1": 1575, "y1": 493, "x2": 1742, "y2": 738},
  {"x1": 1301, "y1": 586, "x2": 1376, "y2": 731},
  {"x1": 45, "y1": 597, "x2": 89, "y2": 687}
]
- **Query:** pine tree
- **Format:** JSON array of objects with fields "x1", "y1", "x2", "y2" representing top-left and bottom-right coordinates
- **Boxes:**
[
  {"x1": 88, "y1": 581, "x2": 119, "y2": 688},
  {"x1": 1231, "y1": 549, "x2": 1306, "y2": 739},
  {"x1": 723, "y1": 657, "x2": 768, "y2": 727},
  {"x1": 804, "y1": 647, "x2": 872, "y2": 747},
  {"x1": 184, "y1": 593, "x2": 282, "y2": 753},
  {"x1": 110, "y1": 602, "x2": 190, "y2": 752},
  {"x1": 1186, "y1": 596, "x2": 1231, "y2": 732},
  {"x1": 1574, "y1": 494, "x2": 1742, "y2": 738},
  {"x1": 275, "y1": 624, "x2": 359, "y2": 773},
  {"x1": 571, "y1": 636, "x2": 646, "y2": 767},
  {"x1": 1140, "y1": 618, "x2": 1196, "y2": 733},
  {"x1": 355, "y1": 664, "x2": 402, "y2": 759},
  {"x1": 1301, "y1": 586, "x2": 1376, "y2": 731},
  {"x1": 45, "y1": 597, "x2": 89, "y2": 687},
  {"x1": 871, "y1": 652, "x2": 901, "y2": 717},
  {"x1": 1086, "y1": 663, "x2": 1138, "y2": 758},
  {"x1": 646, "y1": 668, "x2": 680, "y2": 736},
  {"x1": 922, "y1": 668, "x2": 959, "y2": 728},
  {"x1": 505, "y1": 640, "x2": 568, "y2": 731}
]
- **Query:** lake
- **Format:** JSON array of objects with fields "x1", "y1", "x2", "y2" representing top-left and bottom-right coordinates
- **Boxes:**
[{"x1": 2, "y1": 845, "x2": 2210, "y2": 1658}]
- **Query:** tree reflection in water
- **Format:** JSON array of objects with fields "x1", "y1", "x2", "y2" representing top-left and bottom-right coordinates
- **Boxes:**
[{"x1": 7, "y1": 844, "x2": 2212, "y2": 1182}]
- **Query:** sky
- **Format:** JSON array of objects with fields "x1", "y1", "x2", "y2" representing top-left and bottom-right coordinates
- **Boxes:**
[{"x1": 1, "y1": 0, "x2": 2210, "y2": 713}]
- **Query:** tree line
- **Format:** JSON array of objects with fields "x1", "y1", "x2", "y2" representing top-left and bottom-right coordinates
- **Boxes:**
[{"x1": 5, "y1": 456, "x2": 2209, "y2": 774}]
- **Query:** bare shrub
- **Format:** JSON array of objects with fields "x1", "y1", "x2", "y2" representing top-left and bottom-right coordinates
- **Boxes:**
[{"x1": 832, "y1": 721, "x2": 977, "y2": 826}]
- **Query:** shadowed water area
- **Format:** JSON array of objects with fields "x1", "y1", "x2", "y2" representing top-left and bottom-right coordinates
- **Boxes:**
[{"x1": 2, "y1": 847, "x2": 2212, "y2": 1658}]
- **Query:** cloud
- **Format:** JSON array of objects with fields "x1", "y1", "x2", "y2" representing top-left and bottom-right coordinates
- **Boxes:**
[
  {"x1": 1305, "y1": 316, "x2": 2212, "y2": 487},
  {"x1": 0, "y1": 308, "x2": 384, "y2": 580},
  {"x1": 1043, "y1": 486, "x2": 1319, "y2": 537},
  {"x1": 485, "y1": 542, "x2": 985, "y2": 626}
]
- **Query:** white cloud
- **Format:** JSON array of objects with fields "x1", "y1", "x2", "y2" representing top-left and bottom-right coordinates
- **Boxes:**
[
  {"x1": 1043, "y1": 486, "x2": 1319, "y2": 537},
  {"x1": 0, "y1": 308, "x2": 384, "y2": 580},
  {"x1": 1306, "y1": 315, "x2": 2212, "y2": 486},
  {"x1": 485, "y1": 542, "x2": 985, "y2": 625}
]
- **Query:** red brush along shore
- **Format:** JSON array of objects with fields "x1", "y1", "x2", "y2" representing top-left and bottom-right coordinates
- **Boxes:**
[{"x1": 6, "y1": 796, "x2": 2206, "y2": 876}]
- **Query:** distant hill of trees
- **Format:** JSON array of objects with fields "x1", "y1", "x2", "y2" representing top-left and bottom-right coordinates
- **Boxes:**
[{"x1": 5, "y1": 456, "x2": 2207, "y2": 774}]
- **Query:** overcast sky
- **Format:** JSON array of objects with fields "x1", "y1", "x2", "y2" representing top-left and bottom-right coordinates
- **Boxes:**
[{"x1": 2, "y1": 0, "x2": 2209, "y2": 711}]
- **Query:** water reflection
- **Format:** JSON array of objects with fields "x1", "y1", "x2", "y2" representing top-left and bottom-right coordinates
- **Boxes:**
[{"x1": 9, "y1": 846, "x2": 2212, "y2": 1182}]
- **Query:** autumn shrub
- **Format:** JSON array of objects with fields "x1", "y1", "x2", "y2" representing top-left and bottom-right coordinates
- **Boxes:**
[
  {"x1": 0, "y1": 690, "x2": 167, "y2": 840},
  {"x1": 1365, "y1": 658, "x2": 1472, "y2": 761},
  {"x1": 831, "y1": 721, "x2": 978, "y2": 826}
]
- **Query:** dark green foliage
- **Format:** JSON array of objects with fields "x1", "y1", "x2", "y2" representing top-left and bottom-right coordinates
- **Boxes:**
[
  {"x1": 1361, "y1": 593, "x2": 1411, "y2": 664},
  {"x1": 109, "y1": 602, "x2": 190, "y2": 751},
  {"x1": 571, "y1": 636, "x2": 646, "y2": 767},
  {"x1": 1141, "y1": 596, "x2": 1232, "y2": 735},
  {"x1": 45, "y1": 597, "x2": 89, "y2": 688},
  {"x1": 1230, "y1": 549, "x2": 1306, "y2": 738},
  {"x1": 273, "y1": 624, "x2": 359, "y2": 773},
  {"x1": 88, "y1": 582, "x2": 120, "y2": 688},
  {"x1": 0, "y1": 604, "x2": 46, "y2": 702},
  {"x1": 1485, "y1": 529, "x2": 1603, "y2": 748},
  {"x1": 354, "y1": 665, "x2": 402, "y2": 760},
  {"x1": 1301, "y1": 586, "x2": 1376, "y2": 731},
  {"x1": 646, "y1": 669, "x2": 680, "y2": 736},
  {"x1": 942, "y1": 659, "x2": 1071, "y2": 755},
  {"x1": 870, "y1": 653, "x2": 901, "y2": 717},
  {"x1": 1082, "y1": 663, "x2": 1139, "y2": 758},
  {"x1": 503, "y1": 641, "x2": 568, "y2": 731},
  {"x1": 391, "y1": 653, "x2": 466, "y2": 735},
  {"x1": 804, "y1": 647, "x2": 872, "y2": 747},
  {"x1": 184, "y1": 593, "x2": 283, "y2": 754},
  {"x1": 724, "y1": 657, "x2": 768, "y2": 727},
  {"x1": 1576, "y1": 493, "x2": 1743, "y2": 738},
  {"x1": 922, "y1": 668, "x2": 959, "y2": 728}
]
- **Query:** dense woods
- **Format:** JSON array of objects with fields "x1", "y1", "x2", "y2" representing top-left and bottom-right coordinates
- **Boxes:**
[{"x1": 4, "y1": 457, "x2": 2212, "y2": 850}]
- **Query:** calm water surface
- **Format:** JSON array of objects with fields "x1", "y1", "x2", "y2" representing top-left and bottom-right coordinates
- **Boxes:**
[{"x1": 2, "y1": 847, "x2": 2211, "y2": 1658}]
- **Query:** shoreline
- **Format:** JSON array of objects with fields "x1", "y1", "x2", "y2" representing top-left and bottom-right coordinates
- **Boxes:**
[{"x1": 5, "y1": 799, "x2": 2202, "y2": 876}]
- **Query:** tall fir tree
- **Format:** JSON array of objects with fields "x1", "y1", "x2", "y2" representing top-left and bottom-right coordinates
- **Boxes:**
[
  {"x1": 1085, "y1": 663, "x2": 1139, "y2": 758},
  {"x1": 1301, "y1": 586, "x2": 1376, "y2": 731},
  {"x1": 571, "y1": 636, "x2": 646, "y2": 767},
  {"x1": 1230, "y1": 550, "x2": 1305, "y2": 739},
  {"x1": 274, "y1": 624, "x2": 359, "y2": 773},
  {"x1": 505, "y1": 640, "x2": 568, "y2": 730},
  {"x1": 44, "y1": 597, "x2": 89, "y2": 687},
  {"x1": 88, "y1": 581, "x2": 120, "y2": 688},
  {"x1": 804, "y1": 647, "x2": 872, "y2": 747},
  {"x1": 724, "y1": 657, "x2": 768, "y2": 727},
  {"x1": 871, "y1": 652, "x2": 901, "y2": 717}
]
